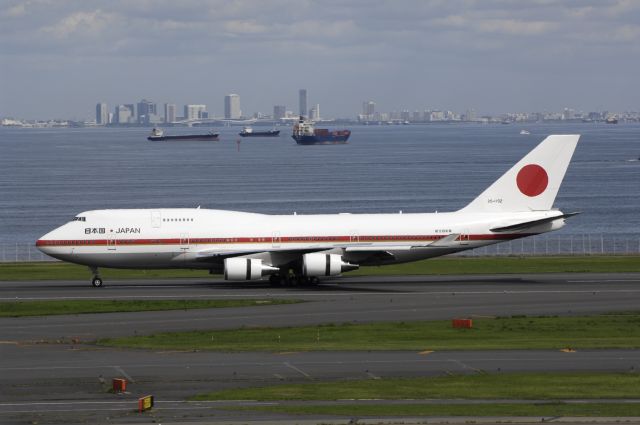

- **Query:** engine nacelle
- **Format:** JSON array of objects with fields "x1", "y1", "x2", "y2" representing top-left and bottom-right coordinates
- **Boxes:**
[
  {"x1": 224, "y1": 258, "x2": 279, "y2": 281},
  {"x1": 302, "y1": 253, "x2": 358, "y2": 277}
]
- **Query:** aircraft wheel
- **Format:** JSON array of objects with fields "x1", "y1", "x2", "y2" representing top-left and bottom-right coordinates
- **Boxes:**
[
  {"x1": 92, "y1": 277, "x2": 103, "y2": 288},
  {"x1": 269, "y1": 274, "x2": 281, "y2": 287},
  {"x1": 309, "y1": 276, "x2": 320, "y2": 285},
  {"x1": 283, "y1": 274, "x2": 295, "y2": 287}
]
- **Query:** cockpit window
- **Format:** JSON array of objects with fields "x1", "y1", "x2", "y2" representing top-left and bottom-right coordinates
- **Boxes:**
[{"x1": 72, "y1": 216, "x2": 86, "y2": 222}]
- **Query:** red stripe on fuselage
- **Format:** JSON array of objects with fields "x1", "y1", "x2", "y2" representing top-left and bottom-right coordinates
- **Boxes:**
[{"x1": 36, "y1": 233, "x2": 533, "y2": 247}]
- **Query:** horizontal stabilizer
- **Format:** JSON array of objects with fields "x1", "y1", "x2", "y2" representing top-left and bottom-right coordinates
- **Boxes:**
[{"x1": 490, "y1": 212, "x2": 580, "y2": 233}]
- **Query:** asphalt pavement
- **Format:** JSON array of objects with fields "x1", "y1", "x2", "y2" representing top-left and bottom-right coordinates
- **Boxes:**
[{"x1": 2, "y1": 273, "x2": 640, "y2": 424}]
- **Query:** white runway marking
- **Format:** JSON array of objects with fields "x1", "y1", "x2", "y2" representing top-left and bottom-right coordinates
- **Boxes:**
[
  {"x1": 451, "y1": 359, "x2": 483, "y2": 373},
  {"x1": 284, "y1": 361, "x2": 312, "y2": 379},
  {"x1": 2, "y1": 353, "x2": 638, "y2": 373},
  {"x1": 113, "y1": 365, "x2": 135, "y2": 383},
  {"x1": 366, "y1": 371, "x2": 381, "y2": 380},
  {"x1": 568, "y1": 279, "x2": 640, "y2": 283},
  {"x1": 4, "y1": 287, "x2": 640, "y2": 302},
  {"x1": 0, "y1": 401, "x2": 132, "y2": 406}
]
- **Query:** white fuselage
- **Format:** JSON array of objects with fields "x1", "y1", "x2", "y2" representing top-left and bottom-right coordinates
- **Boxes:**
[
  {"x1": 36, "y1": 134, "x2": 580, "y2": 283},
  {"x1": 37, "y1": 208, "x2": 565, "y2": 271}
]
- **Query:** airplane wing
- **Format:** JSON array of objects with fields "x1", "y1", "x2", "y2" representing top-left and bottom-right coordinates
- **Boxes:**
[
  {"x1": 195, "y1": 233, "x2": 465, "y2": 265},
  {"x1": 194, "y1": 246, "x2": 331, "y2": 262},
  {"x1": 427, "y1": 233, "x2": 462, "y2": 247},
  {"x1": 344, "y1": 234, "x2": 464, "y2": 261},
  {"x1": 490, "y1": 212, "x2": 580, "y2": 233}
]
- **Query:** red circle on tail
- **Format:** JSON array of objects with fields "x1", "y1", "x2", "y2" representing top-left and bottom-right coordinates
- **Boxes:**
[{"x1": 516, "y1": 164, "x2": 548, "y2": 197}]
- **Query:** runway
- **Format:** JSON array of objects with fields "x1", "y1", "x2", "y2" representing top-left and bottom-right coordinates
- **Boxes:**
[
  {"x1": 2, "y1": 273, "x2": 640, "y2": 341},
  {"x1": 2, "y1": 273, "x2": 640, "y2": 424}
]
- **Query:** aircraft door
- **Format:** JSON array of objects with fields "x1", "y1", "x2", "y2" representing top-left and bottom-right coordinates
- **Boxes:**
[
  {"x1": 107, "y1": 235, "x2": 117, "y2": 251},
  {"x1": 459, "y1": 229, "x2": 470, "y2": 246},
  {"x1": 180, "y1": 233, "x2": 189, "y2": 251},
  {"x1": 272, "y1": 231, "x2": 281, "y2": 248},
  {"x1": 151, "y1": 210, "x2": 162, "y2": 228}
]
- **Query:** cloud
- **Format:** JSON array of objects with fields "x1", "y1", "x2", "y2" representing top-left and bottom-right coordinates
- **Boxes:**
[
  {"x1": 3, "y1": 3, "x2": 26, "y2": 17},
  {"x1": 223, "y1": 19, "x2": 269, "y2": 35},
  {"x1": 42, "y1": 9, "x2": 116, "y2": 39},
  {"x1": 2, "y1": 0, "x2": 640, "y2": 118},
  {"x1": 288, "y1": 19, "x2": 358, "y2": 39},
  {"x1": 613, "y1": 24, "x2": 640, "y2": 42},
  {"x1": 475, "y1": 18, "x2": 557, "y2": 36}
]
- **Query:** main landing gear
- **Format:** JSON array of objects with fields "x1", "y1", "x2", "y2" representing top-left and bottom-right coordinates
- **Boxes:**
[
  {"x1": 90, "y1": 266, "x2": 103, "y2": 288},
  {"x1": 268, "y1": 270, "x2": 320, "y2": 287}
]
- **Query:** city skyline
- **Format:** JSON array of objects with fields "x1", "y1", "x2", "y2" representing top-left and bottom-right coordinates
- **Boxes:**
[
  {"x1": 3, "y1": 94, "x2": 636, "y2": 127},
  {"x1": 1, "y1": 86, "x2": 636, "y2": 127},
  {"x1": 89, "y1": 94, "x2": 632, "y2": 124},
  {"x1": 5, "y1": 88, "x2": 640, "y2": 125},
  {"x1": 1, "y1": 1, "x2": 639, "y2": 119}
]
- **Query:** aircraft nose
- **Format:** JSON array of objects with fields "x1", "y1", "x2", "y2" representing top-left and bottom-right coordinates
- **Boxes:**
[
  {"x1": 36, "y1": 236, "x2": 51, "y2": 254},
  {"x1": 36, "y1": 229, "x2": 58, "y2": 255}
]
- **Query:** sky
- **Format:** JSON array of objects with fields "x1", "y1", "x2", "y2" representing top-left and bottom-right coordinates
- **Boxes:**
[{"x1": 1, "y1": 0, "x2": 639, "y2": 120}]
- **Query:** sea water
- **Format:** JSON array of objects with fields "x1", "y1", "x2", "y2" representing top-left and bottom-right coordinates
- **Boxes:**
[{"x1": 0, "y1": 123, "x2": 638, "y2": 254}]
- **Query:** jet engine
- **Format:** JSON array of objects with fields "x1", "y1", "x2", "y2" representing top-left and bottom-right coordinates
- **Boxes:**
[
  {"x1": 224, "y1": 258, "x2": 279, "y2": 281},
  {"x1": 302, "y1": 253, "x2": 358, "y2": 277}
]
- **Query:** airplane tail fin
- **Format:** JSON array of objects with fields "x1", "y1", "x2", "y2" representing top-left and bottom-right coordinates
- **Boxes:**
[{"x1": 460, "y1": 135, "x2": 580, "y2": 213}]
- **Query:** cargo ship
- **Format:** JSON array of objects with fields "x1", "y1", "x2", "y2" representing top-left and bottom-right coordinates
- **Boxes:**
[
  {"x1": 147, "y1": 128, "x2": 219, "y2": 141},
  {"x1": 291, "y1": 116, "x2": 351, "y2": 145},
  {"x1": 605, "y1": 116, "x2": 618, "y2": 124},
  {"x1": 239, "y1": 127, "x2": 280, "y2": 137}
]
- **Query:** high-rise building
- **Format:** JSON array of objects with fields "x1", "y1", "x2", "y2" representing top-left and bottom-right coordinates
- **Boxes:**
[
  {"x1": 298, "y1": 89, "x2": 307, "y2": 117},
  {"x1": 124, "y1": 104, "x2": 135, "y2": 118},
  {"x1": 114, "y1": 104, "x2": 134, "y2": 124},
  {"x1": 309, "y1": 104, "x2": 320, "y2": 121},
  {"x1": 137, "y1": 99, "x2": 157, "y2": 124},
  {"x1": 273, "y1": 105, "x2": 286, "y2": 120},
  {"x1": 562, "y1": 107, "x2": 575, "y2": 120},
  {"x1": 184, "y1": 104, "x2": 206, "y2": 121},
  {"x1": 164, "y1": 103, "x2": 176, "y2": 123},
  {"x1": 465, "y1": 108, "x2": 476, "y2": 122},
  {"x1": 96, "y1": 102, "x2": 108, "y2": 125},
  {"x1": 224, "y1": 94, "x2": 241, "y2": 119},
  {"x1": 362, "y1": 101, "x2": 375, "y2": 116}
]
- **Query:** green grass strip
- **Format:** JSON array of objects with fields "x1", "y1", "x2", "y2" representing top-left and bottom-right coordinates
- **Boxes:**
[
  {"x1": 99, "y1": 313, "x2": 640, "y2": 351},
  {"x1": 352, "y1": 255, "x2": 640, "y2": 275},
  {"x1": 2, "y1": 255, "x2": 639, "y2": 281},
  {"x1": 241, "y1": 402, "x2": 640, "y2": 417},
  {"x1": 192, "y1": 372, "x2": 640, "y2": 401},
  {"x1": 0, "y1": 262, "x2": 208, "y2": 281},
  {"x1": 0, "y1": 299, "x2": 300, "y2": 317}
]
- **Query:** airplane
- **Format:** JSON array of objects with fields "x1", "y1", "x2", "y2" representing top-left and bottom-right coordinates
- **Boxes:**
[{"x1": 36, "y1": 134, "x2": 580, "y2": 288}]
